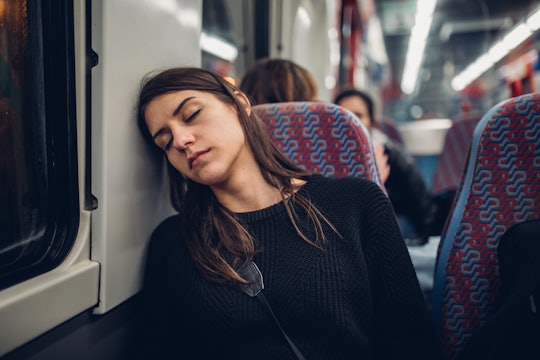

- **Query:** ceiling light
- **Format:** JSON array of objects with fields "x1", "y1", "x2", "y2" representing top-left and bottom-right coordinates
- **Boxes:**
[
  {"x1": 401, "y1": 0, "x2": 438, "y2": 94},
  {"x1": 526, "y1": 7, "x2": 540, "y2": 31},
  {"x1": 200, "y1": 32, "x2": 238, "y2": 62},
  {"x1": 451, "y1": 7, "x2": 539, "y2": 91}
]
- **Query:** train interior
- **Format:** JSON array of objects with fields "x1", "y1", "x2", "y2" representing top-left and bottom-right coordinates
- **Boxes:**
[{"x1": 0, "y1": 0, "x2": 539, "y2": 359}]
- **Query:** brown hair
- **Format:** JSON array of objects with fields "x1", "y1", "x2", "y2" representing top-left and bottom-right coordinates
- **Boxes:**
[
  {"x1": 239, "y1": 58, "x2": 318, "y2": 105},
  {"x1": 137, "y1": 67, "x2": 333, "y2": 284}
]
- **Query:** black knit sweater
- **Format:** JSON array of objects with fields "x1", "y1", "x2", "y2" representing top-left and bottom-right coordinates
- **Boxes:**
[{"x1": 140, "y1": 175, "x2": 441, "y2": 359}]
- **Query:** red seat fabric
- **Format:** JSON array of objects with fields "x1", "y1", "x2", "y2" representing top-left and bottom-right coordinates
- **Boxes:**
[
  {"x1": 432, "y1": 116, "x2": 481, "y2": 196},
  {"x1": 253, "y1": 101, "x2": 383, "y2": 188},
  {"x1": 432, "y1": 93, "x2": 540, "y2": 359}
]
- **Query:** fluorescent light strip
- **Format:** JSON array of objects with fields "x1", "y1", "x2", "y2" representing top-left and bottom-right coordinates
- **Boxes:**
[
  {"x1": 451, "y1": 6, "x2": 540, "y2": 91},
  {"x1": 527, "y1": 7, "x2": 540, "y2": 31},
  {"x1": 200, "y1": 32, "x2": 238, "y2": 62},
  {"x1": 401, "y1": 0, "x2": 438, "y2": 94}
]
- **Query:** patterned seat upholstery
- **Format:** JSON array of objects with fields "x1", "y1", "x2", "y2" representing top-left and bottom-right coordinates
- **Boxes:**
[
  {"x1": 432, "y1": 93, "x2": 540, "y2": 359},
  {"x1": 430, "y1": 116, "x2": 482, "y2": 235},
  {"x1": 252, "y1": 101, "x2": 383, "y2": 188},
  {"x1": 431, "y1": 116, "x2": 482, "y2": 196}
]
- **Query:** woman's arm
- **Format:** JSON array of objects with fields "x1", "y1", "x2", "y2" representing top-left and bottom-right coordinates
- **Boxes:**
[{"x1": 364, "y1": 190, "x2": 442, "y2": 359}]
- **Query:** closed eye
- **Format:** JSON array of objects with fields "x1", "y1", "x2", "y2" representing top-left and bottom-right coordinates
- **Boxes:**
[
  {"x1": 185, "y1": 109, "x2": 201, "y2": 123},
  {"x1": 164, "y1": 137, "x2": 173, "y2": 151},
  {"x1": 154, "y1": 133, "x2": 172, "y2": 151}
]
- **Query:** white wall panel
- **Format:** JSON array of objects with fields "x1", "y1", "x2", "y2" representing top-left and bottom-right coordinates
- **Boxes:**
[{"x1": 91, "y1": 0, "x2": 202, "y2": 314}]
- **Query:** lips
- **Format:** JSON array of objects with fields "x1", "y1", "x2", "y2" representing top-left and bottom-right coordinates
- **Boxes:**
[{"x1": 188, "y1": 149, "x2": 210, "y2": 169}]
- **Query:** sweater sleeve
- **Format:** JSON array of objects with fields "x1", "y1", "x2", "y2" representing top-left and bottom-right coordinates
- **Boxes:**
[
  {"x1": 139, "y1": 221, "x2": 179, "y2": 359},
  {"x1": 363, "y1": 188, "x2": 442, "y2": 360}
]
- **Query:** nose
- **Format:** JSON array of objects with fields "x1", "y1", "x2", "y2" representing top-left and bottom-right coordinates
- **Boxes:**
[{"x1": 171, "y1": 126, "x2": 195, "y2": 149}]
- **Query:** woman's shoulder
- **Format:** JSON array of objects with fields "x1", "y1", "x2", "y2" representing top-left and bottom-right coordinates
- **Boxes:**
[
  {"x1": 305, "y1": 174, "x2": 382, "y2": 195},
  {"x1": 152, "y1": 214, "x2": 182, "y2": 237},
  {"x1": 147, "y1": 214, "x2": 183, "y2": 253},
  {"x1": 303, "y1": 174, "x2": 387, "y2": 209}
]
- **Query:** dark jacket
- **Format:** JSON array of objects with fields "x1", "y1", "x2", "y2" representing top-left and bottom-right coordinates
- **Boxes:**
[{"x1": 384, "y1": 141, "x2": 436, "y2": 242}]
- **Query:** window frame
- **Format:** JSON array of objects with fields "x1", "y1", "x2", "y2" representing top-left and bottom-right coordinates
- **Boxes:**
[
  {"x1": 0, "y1": 0, "x2": 99, "y2": 355},
  {"x1": 0, "y1": 0, "x2": 80, "y2": 290}
]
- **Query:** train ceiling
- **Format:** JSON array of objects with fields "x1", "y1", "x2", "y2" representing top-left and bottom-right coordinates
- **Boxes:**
[{"x1": 374, "y1": 0, "x2": 538, "y2": 113}]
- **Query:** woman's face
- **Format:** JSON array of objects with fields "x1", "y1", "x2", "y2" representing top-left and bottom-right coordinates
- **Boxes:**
[
  {"x1": 144, "y1": 90, "x2": 256, "y2": 188},
  {"x1": 337, "y1": 96, "x2": 372, "y2": 131}
]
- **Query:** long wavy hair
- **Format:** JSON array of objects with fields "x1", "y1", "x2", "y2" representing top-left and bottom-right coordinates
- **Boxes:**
[{"x1": 137, "y1": 67, "x2": 335, "y2": 284}]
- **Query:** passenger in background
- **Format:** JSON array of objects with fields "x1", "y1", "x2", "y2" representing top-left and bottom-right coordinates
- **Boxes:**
[
  {"x1": 240, "y1": 57, "x2": 391, "y2": 184},
  {"x1": 240, "y1": 57, "x2": 391, "y2": 188},
  {"x1": 136, "y1": 67, "x2": 441, "y2": 359},
  {"x1": 334, "y1": 89, "x2": 436, "y2": 245},
  {"x1": 239, "y1": 57, "x2": 317, "y2": 104}
]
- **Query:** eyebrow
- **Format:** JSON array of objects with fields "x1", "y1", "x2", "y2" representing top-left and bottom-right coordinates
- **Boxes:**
[{"x1": 151, "y1": 96, "x2": 196, "y2": 140}]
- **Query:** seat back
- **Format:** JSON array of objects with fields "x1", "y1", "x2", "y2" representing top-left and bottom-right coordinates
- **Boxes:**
[
  {"x1": 432, "y1": 93, "x2": 540, "y2": 359},
  {"x1": 252, "y1": 101, "x2": 383, "y2": 188},
  {"x1": 376, "y1": 117, "x2": 405, "y2": 147},
  {"x1": 431, "y1": 116, "x2": 481, "y2": 196},
  {"x1": 430, "y1": 116, "x2": 482, "y2": 235}
]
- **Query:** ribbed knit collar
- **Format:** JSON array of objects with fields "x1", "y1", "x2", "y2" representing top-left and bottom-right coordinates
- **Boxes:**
[{"x1": 234, "y1": 174, "x2": 322, "y2": 223}]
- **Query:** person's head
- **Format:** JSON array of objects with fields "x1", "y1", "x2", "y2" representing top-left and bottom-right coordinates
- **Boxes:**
[
  {"x1": 137, "y1": 67, "x2": 309, "y2": 204},
  {"x1": 239, "y1": 58, "x2": 318, "y2": 105},
  {"x1": 333, "y1": 89, "x2": 375, "y2": 131},
  {"x1": 138, "y1": 67, "x2": 255, "y2": 189},
  {"x1": 136, "y1": 67, "x2": 321, "y2": 283}
]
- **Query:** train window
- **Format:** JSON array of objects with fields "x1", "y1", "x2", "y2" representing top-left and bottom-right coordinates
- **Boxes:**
[
  {"x1": 0, "y1": 0, "x2": 78, "y2": 290},
  {"x1": 201, "y1": 0, "x2": 256, "y2": 80}
]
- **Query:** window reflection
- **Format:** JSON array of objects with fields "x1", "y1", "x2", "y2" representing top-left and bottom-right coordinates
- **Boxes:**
[
  {"x1": 202, "y1": 0, "x2": 253, "y2": 82},
  {"x1": 0, "y1": 0, "x2": 77, "y2": 289},
  {"x1": 0, "y1": 0, "x2": 47, "y2": 270}
]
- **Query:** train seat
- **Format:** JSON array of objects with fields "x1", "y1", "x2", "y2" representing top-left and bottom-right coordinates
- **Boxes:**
[
  {"x1": 430, "y1": 115, "x2": 482, "y2": 235},
  {"x1": 431, "y1": 92, "x2": 540, "y2": 359},
  {"x1": 252, "y1": 101, "x2": 383, "y2": 188},
  {"x1": 376, "y1": 117, "x2": 405, "y2": 147}
]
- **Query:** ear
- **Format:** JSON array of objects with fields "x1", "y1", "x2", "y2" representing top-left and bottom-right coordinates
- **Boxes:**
[{"x1": 234, "y1": 91, "x2": 252, "y2": 116}]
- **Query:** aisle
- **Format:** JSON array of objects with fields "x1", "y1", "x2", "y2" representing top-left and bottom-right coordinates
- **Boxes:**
[{"x1": 407, "y1": 236, "x2": 440, "y2": 310}]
